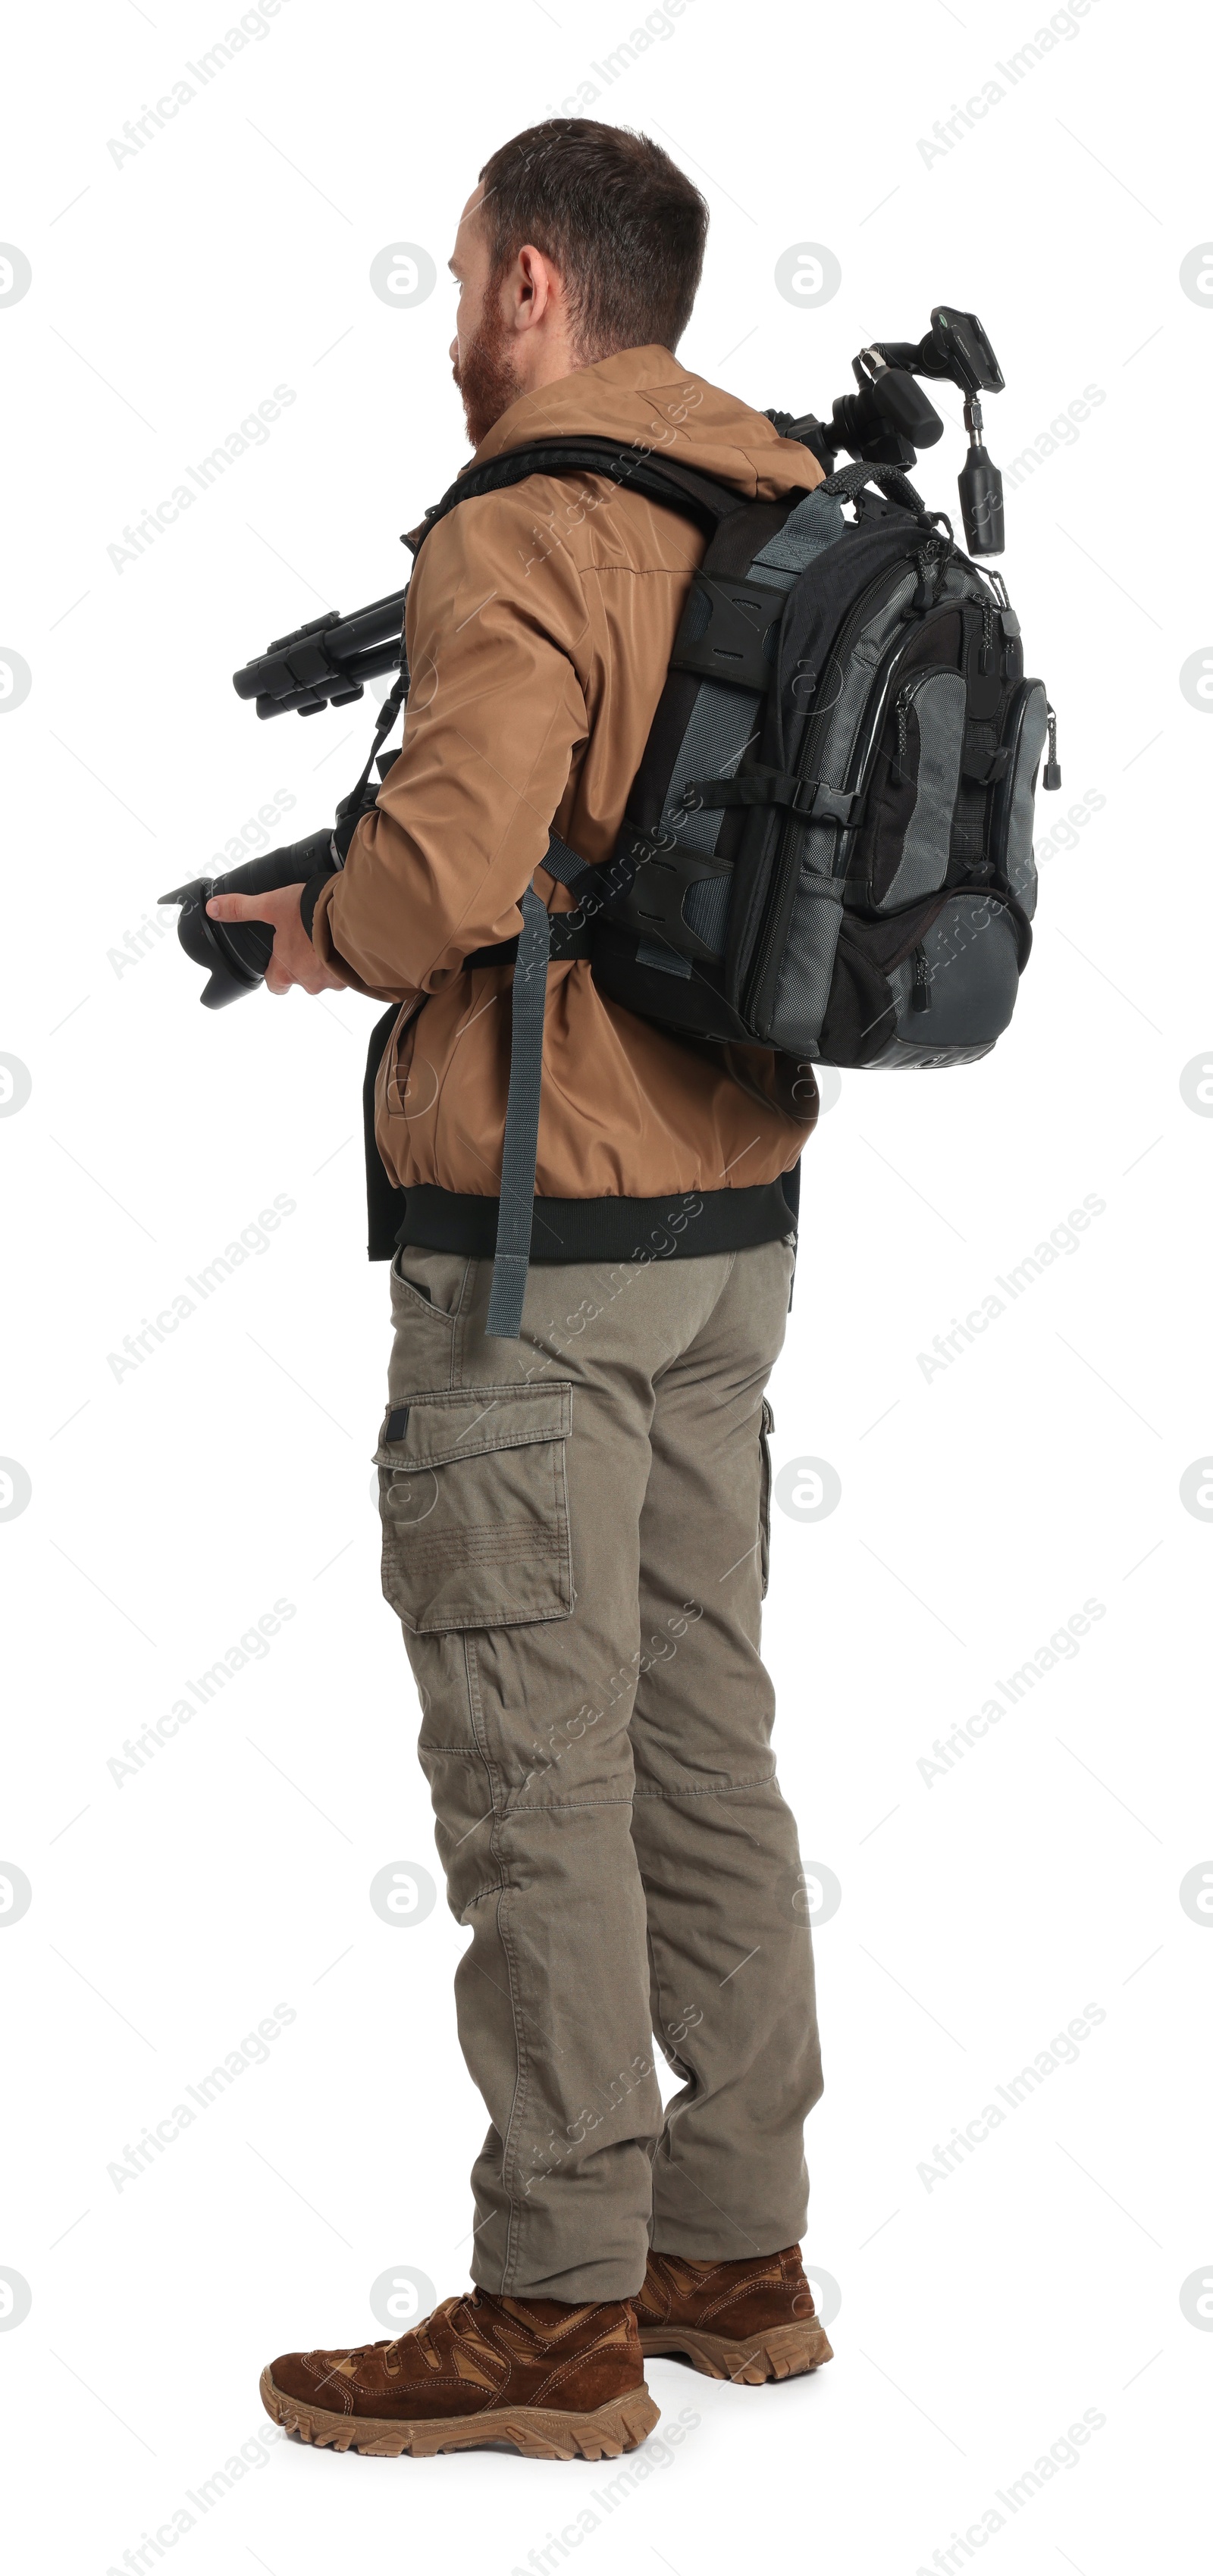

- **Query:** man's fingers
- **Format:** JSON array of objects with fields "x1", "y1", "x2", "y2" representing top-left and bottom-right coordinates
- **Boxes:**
[
  {"x1": 206, "y1": 891, "x2": 265, "y2": 922},
  {"x1": 206, "y1": 881, "x2": 306, "y2": 922},
  {"x1": 200, "y1": 878, "x2": 340, "y2": 995}
]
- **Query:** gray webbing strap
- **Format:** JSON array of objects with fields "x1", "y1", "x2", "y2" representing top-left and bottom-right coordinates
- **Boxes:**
[
  {"x1": 541, "y1": 831, "x2": 588, "y2": 894},
  {"x1": 749, "y1": 484, "x2": 846, "y2": 578},
  {"x1": 484, "y1": 832, "x2": 585, "y2": 1340}
]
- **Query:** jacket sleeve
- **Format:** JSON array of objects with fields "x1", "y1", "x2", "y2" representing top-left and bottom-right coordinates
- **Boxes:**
[{"x1": 309, "y1": 486, "x2": 592, "y2": 1003}]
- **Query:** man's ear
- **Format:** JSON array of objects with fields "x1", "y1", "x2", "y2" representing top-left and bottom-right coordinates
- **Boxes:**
[{"x1": 513, "y1": 243, "x2": 554, "y2": 333}]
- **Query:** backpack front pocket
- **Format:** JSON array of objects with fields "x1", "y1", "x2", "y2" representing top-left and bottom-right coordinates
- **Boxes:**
[
  {"x1": 820, "y1": 889, "x2": 1027, "y2": 1067},
  {"x1": 862, "y1": 667, "x2": 967, "y2": 911}
]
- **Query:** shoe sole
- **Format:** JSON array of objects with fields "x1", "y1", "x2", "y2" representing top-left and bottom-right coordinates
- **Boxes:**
[
  {"x1": 259, "y1": 2366, "x2": 660, "y2": 2460},
  {"x1": 638, "y1": 2319, "x2": 833, "y2": 2384}
]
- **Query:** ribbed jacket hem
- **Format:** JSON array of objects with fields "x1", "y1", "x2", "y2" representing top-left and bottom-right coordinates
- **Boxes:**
[{"x1": 393, "y1": 1178, "x2": 798, "y2": 1265}]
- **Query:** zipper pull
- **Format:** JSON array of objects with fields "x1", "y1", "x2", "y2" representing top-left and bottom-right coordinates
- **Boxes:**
[
  {"x1": 911, "y1": 944, "x2": 932, "y2": 1013},
  {"x1": 895, "y1": 686, "x2": 910, "y2": 783},
  {"x1": 1043, "y1": 701, "x2": 1061, "y2": 790},
  {"x1": 911, "y1": 539, "x2": 944, "y2": 611}
]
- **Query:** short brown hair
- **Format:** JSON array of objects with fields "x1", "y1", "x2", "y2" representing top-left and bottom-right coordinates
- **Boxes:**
[{"x1": 477, "y1": 121, "x2": 708, "y2": 359}]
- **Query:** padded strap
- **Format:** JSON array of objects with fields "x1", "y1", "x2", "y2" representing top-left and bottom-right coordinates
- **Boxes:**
[{"x1": 408, "y1": 439, "x2": 748, "y2": 560}]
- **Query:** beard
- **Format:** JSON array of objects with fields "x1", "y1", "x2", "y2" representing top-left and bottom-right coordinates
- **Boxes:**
[{"x1": 452, "y1": 296, "x2": 523, "y2": 449}]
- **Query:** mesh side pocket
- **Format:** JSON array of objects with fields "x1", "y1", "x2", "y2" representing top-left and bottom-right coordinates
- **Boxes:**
[
  {"x1": 682, "y1": 872, "x2": 731, "y2": 954},
  {"x1": 992, "y1": 681, "x2": 1048, "y2": 923}
]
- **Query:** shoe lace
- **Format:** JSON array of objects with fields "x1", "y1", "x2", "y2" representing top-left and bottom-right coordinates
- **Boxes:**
[{"x1": 383, "y1": 2291, "x2": 489, "y2": 2377}]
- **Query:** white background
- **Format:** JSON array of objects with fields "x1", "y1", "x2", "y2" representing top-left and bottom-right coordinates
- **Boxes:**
[{"x1": 2, "y1": 2, "x2": 1211, "y2": 2568}]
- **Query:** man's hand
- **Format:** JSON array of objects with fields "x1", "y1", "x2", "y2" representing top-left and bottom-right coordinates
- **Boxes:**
[{"x1": 205, "y1": 884, "x2": 346, "y2": 996}]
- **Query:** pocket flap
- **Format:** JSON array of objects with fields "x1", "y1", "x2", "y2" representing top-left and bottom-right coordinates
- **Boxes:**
[{"x1": 375, "y1": 1382, "x2": 572, "y2": 1474}]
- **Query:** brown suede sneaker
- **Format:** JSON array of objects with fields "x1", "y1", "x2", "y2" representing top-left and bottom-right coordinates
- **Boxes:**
[
  {"x1": 636, "y1": 2246, "x2": 832, "y2": 2384},
  {"x1": 260, "y1": 2289, "x2": 659, "y2": 2459}
]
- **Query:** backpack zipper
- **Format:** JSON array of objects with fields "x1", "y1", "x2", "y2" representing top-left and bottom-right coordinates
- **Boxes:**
[
  {"x1": 895, "y1": 687, "x2": 910, "y2": 782},
  {"x1": 892, "y1": 665, "x2": 952, "y2": 784}
]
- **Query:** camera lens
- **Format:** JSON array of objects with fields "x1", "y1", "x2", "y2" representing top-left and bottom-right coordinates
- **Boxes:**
[
  {"x1": 161, "y1": 829, "x2": 334, "y2": 1008},
  {"x1": 160, "y1": 879, "x2": 275, "y2": 1008}
]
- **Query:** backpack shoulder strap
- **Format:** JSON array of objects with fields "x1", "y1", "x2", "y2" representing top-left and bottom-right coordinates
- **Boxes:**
[{"x1": 404, "y1": 437, "x2": 748, "y2": 559}]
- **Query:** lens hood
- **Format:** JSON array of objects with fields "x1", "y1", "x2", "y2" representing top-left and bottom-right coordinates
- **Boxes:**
[
  {"x1": 161, "y1": 830, "x2": 334, "y2": 1008},
  {"x1": 159, "y1": 877, "x2": 273, "y2": 1009}
]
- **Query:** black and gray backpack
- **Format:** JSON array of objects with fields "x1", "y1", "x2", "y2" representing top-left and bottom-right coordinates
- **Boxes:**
[{"x1": 378, "y1": 437, "x2": 1060, "y2": 1333}]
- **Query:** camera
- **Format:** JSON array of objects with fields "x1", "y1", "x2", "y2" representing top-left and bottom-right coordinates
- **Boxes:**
[{"x1": 160, "y1": 828, "x2": 335, "y2": 1009}]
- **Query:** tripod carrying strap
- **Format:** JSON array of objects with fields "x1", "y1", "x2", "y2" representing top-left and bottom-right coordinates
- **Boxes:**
[{"x1": 333, "y1": 666, "x2": 410, "y2": 859}]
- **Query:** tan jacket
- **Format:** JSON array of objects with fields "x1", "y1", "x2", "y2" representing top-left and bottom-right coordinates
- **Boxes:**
[{"x1": 312, "y1": 346, "x2": 826, "y2": 1207}]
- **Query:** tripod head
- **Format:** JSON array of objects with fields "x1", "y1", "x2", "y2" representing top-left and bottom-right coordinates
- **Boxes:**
[{"x1": 769, "y1": 305, "x2": 1007, "y2": 556}]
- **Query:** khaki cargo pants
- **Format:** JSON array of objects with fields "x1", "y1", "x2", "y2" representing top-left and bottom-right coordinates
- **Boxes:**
[{"x1": 376, "y1": 1234, "x2": 822, "y2": 2301}]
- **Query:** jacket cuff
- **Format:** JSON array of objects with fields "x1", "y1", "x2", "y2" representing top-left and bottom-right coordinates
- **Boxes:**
[
  {"x1": 300, "y1": 860, "x2": 338, "y2": 942},
  {"x1": 332, "y1": 805, "x2": 363, "y2": 864}
]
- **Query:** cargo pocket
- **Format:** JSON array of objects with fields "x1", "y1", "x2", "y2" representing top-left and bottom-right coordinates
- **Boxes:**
[
  {"x1": 759, "y1": 1398, "x2": 774, "y2": 1599},
  {"x1": 375, "y1": 1382, "x2": 574, "y2": 1634}
]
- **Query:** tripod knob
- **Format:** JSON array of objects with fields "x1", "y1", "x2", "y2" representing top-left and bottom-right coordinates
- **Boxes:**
[{"x1": 958, "y1": 444, "x2": 1005, "y2": 556}]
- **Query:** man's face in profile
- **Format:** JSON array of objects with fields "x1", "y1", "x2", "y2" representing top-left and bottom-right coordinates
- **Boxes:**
[{"x1": 449, "y1": 190, "x2": 522, "y2": 449}]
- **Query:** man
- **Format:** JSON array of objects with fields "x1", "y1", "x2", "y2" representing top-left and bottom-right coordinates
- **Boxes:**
[{"x1": 214, "y1": 119, "x2": 831, "y2": 2462}]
